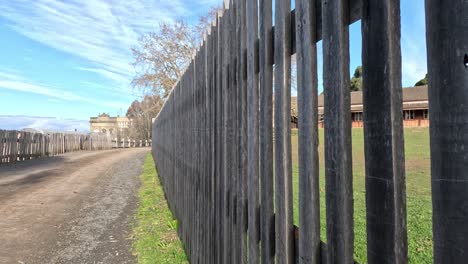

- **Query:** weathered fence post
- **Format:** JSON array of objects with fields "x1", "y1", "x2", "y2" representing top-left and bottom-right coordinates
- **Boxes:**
[
  {"x1": 274, "y1": 0, "x2": 294, "y2": 263},
  {"x1": 361, "y1": 0, "x2": 408, "y2": 263},
  {"x1": 259, "y1": 0, "x2": 275, "y2": 263},
  {"x1": 426, "y1": 1, "x2": 468, "y2": 263},
  {"x1": 246, "y1": 0, "x2": 260, "y2": 262},
  {"x1": 296, "y1": 0, "x2": 321, "y2": 263},
  {"x1": 322, "y1": 0, "x2": 354, "y2": 262}
]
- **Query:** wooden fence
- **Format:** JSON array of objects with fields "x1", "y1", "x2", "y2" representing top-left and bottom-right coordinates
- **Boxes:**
[
  {"x1": 0, "y1": 130, "x2": 113, "y2": 164},
  {"x1": 112, "y1": 138, "x2": 152, "y2": 148},
  {"x1": 152, "y1": 0, "x2": 467, "y2": 263}
]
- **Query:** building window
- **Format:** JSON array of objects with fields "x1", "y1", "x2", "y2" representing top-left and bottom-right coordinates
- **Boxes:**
[
  {"x1": 404, "y1": 110, "x2": 415, "y2": 120},
  {"x1": 423, "y1": 110, "x2": 429, "y2": 119},
  {"x1": 353, "y1": 112, "x2": 363, "y2": 121}
]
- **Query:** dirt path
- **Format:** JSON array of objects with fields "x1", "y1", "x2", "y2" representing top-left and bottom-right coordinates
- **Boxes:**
[{"x1": 0, "y1": 148, "x2": 149, "y2": 264}]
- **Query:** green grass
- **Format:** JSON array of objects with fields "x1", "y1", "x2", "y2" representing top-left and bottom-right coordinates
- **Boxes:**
[
  {"x1": 136, "y1": 128, "x2": 432, "y2": 263},
  {"x1": 291, "y1": 128, "x2": 432, "y2": 263},
  {"x1": 132, "y1": 154, "x2": 188, "y2": 264}
]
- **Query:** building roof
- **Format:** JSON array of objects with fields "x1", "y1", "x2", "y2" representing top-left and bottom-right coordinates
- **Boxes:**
[
  {"x1": 317, "y1": 85, "x2": 428, "y2": 107},
  {"x1": 291, "y1": 85, "x2": 428, "y2": 117}
]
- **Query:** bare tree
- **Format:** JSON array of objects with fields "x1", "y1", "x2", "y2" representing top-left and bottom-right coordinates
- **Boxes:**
[
  {"x1": 131, "y1": 6, "x2": 221, "y2": 98},
  {"x1": 126, "y1": 96, "x2": 164, "y2": 140},
  {"x1": 127, "y1": 6, "x2": 221, "y2": 140},
  {"x1": 131, "y1": 21, "x2": 197, "y2": 97}
]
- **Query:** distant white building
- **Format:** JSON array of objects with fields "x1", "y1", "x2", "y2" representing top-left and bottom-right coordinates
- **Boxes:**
[{"x1": 89, "y1": 113, "x2": 131, "y2": 135}]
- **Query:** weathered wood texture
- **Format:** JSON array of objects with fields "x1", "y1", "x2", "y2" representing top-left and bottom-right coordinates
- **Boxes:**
[
  {"x1": 426, "y1": 1, "x2": 468, "y2": 263},
  {"x1": 246, "y1": 0, "x2": 260, "y2": 263},
  {"x1": 274, "y1": 0, "x2": 294, "y2": 263},
  {"x1": 151, "y1": 0, "x2": 466, "y2": 263},
  {"x1": 362, "y1": 0, "x2": 407, "y2": 263},
  {"x1": 0, "y1": 130, "x2": 116, "y2": 164},
  {"x1": 322, "y1": 0, "x2": 354, "y2": 262},
  {"x1": 259, "y1": 0, "x2": 274, "y2": 263},
  {"x1": 296, "y1": 0, "x2": 320, "y2": 263}
]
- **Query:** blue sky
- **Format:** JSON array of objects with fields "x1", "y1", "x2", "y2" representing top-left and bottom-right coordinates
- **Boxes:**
[{"x1": 0, "y1": 0, "x2": 426, "y2": 131}]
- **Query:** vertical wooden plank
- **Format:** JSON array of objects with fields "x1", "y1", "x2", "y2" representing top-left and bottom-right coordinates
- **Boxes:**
[
  {"x1": 246, "y1": 0, "x2": 260, "y2": 262},
  {"x1": 204, "y1": 28, "x2": 213, "y2": 264},
  {"x1": 237, "y1": 0, "x2": 248, "y2": 262},
  {"x1": 24, "y1": 132, "x2": 28, "y2": 159},
  {"x1": 18, "y1": 132, "x2": 23, "y2": 161},
  {"x1": 17, "y1": 132, "x2": 22, "y2": 161},
  {"x1": 296, "y1": 0, "x2": 321, "y2": 263},
  {"x1": 210, "y1": 21, "x2": 218, "y2": 264},
  {"x1": 200, "y1": 37, "x2": 206, "y2": 264},
  {"x1": 322, "y1": 0, "x2": 354, "y2": 262},
  {"x1": 192, "y1": 50, "x2": 197, "y2": 264},
  {"x1": 5, "y1": 131, "x2": 9, "y2": 163},
  {"x1": 210, "y1": 18, "x2": 219, "y2": 264},
  {"x1": 12, "y1": 131, "x2": 18, "y2": 162},
  {"x1": 274, "y1": 0, "x2": 294, "y2": 262},
  {"x1": 2, "y1": 130, "x2": 4, "y2": 163},
  {"x1": 216, "y1": 10, "x2": 224, "y2": 264},
  {"x1": 228, "y1": 1, "x2": 241, "y2": 263},
  {"x1": 6, "y1": 131, "x2": 10, "y2": 163},
  {"x1": 201, "y1": 42, "x2": 207, "y2": 264},
  {"x1": 221, "y1": 5, "x2": 231, "y2": 263},
  {"x1": 191, "y1": 58, "x2": 196, "y2": 262},
  {"x1": 259, "y1": 0, "x2": 275, "y2": 263},
  {"x1": 9, "y1": 131, "x2": 13, "y2": 162},
  {"x1": 0, "y1": 130, "x2": 3, "y2": 164},
  {"x1": 361, "y1": 0, "x2": 407, "y2": 263},
  {"x1": 226, "y1": 3, "x2": 236, "y2": 263},
  {"x1": 425, "y1": 1, "x2": 468, "y2": 263}
]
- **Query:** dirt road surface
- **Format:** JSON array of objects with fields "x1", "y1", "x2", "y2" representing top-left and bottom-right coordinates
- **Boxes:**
[{"x1": 0, "y1": 148, "x2": 149, "y2": 264}]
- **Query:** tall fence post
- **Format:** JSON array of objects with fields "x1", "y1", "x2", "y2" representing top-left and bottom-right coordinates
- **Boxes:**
[
  {"x1": 246, "y1": 0, "x2": 260, "y2": 262},
  {"x1": 322, "y1": 0, "x2": 354, "y2": 262},
  {"x1": 296, "y1": 0, "x2": 321, "y2": 263},
  {"x1": 361, "y1": 0, "x2": 408, "y2": 263},
  {"x1": 237, "y1": 0, "x2": 248, "y2": 262},
  {"x1": 259, "y1": 0, "x2": 275, "y2": 263},
  {"x1": 426, "y1": 1, "x2": 468, "y2": 263},
  {"x1": 274, "y1": 0, "x2": 294, "y2": 263}
]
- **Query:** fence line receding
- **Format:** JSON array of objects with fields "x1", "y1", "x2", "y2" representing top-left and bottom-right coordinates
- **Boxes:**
[
  {"x1": 152, "y1": 0, "x2": 468, "y2": 263},
  {"x1": 0, "y1": 130, "x2": 152, "y2": 165}
]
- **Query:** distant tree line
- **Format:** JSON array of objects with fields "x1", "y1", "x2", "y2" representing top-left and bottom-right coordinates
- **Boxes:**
[{"x1": 348, "y1": 65, "x2": 427, "y2": 92}]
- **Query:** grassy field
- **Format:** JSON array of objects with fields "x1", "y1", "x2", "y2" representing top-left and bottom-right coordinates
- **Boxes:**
[
  {"x1": 291, "y1": 128, "x2": 432, "y2": 263},
  {"x1": 132, "y1": 154, "x2": 188, "y2": 264},
  {"x1": 139, "y1": 128, "x2": 432, "y2": 263}
]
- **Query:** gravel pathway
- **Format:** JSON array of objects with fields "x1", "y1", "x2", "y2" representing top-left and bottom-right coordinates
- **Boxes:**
[{"x1": 0, "y1": 148, "x2": 149, "y2": 264}]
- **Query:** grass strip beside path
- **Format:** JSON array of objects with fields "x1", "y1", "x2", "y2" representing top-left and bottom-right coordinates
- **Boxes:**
[{"x1": 132, "y1": 154, "x2": 188, "y2": 264}]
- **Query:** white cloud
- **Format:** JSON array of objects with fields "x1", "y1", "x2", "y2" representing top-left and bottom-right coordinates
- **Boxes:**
[
  {"x1": 0, "y1": 72, "x2": 128, "y2": 109},
  {"x1": 0, "y1": 0, "x2": 221, "y2": 91},
  {"x1": 0, "y1": 115, "x2": 89, "y2": 132},
  {"x1": 77, "y1": 67, "x2": 129, "y2": 84}
]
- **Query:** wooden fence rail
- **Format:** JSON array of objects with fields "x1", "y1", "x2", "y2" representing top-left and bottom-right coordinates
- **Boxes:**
[
  {"x1": 0, "y1": 130, "x2": 151, "y2": 165},
  {"x1": 152, "y1": 0, "x2": 467, "y2": 263}
]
